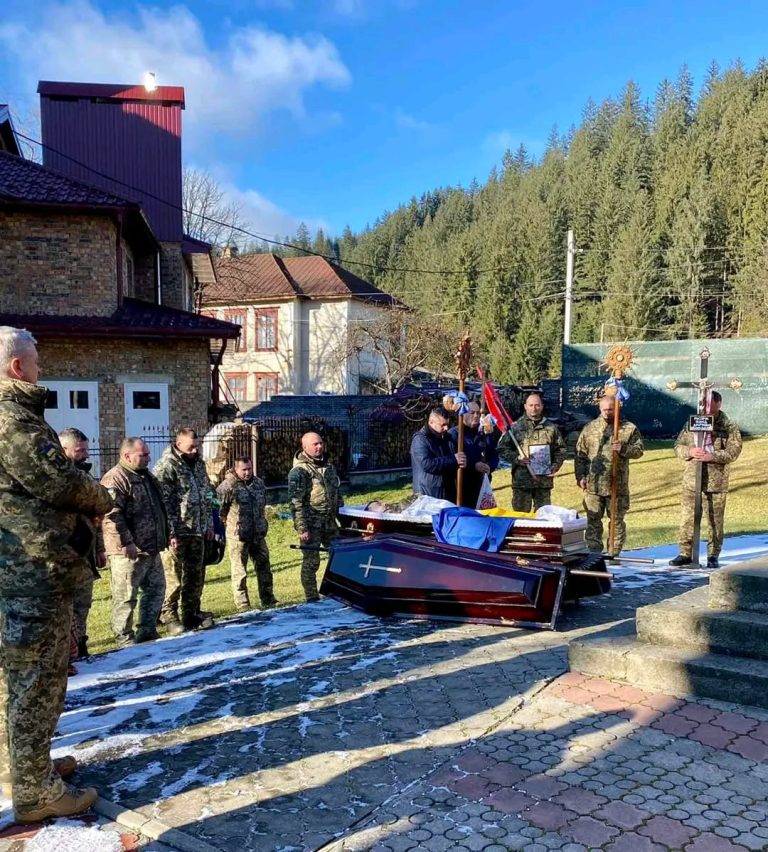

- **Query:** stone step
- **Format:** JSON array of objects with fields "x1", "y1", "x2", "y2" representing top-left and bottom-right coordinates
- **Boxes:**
[
  {"x1": 636, "y1": 586, "x2": 768, "y2": 661},
  {"x1": 569, "y1": 635, "x2": 768, "y2": 710},
  {"x1": 709, "y1": 557, "x2": 768, "y2": 614}
]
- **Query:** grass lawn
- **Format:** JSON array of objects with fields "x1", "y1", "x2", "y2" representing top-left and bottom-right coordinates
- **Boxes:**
[{"x1": 85, "y1": 436, "x2": 768, "y2": 655}]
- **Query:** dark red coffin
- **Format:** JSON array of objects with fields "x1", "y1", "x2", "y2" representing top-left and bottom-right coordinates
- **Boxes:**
[
  {"x1": 338, "y1": 505, "x2": 590, "y2": 560},
  {"x1": 320, "y1": 533, "x2": 610, "y2": 630}
]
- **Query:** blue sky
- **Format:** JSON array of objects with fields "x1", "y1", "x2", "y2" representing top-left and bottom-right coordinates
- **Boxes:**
[{"x1": 1, "y1": 0, "x2": 767, "y2": 237}]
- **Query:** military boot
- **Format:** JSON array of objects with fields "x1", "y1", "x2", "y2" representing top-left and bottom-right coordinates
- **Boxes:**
[{"x1": 14, "y1": 783, "x2": 98, "y2": 824}]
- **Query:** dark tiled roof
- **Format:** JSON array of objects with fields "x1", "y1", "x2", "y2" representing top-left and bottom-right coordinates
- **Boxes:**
[
  {"x1": 0, "y1": 149, "x2": 137, "y2": 208},
  {"x1": 206, "y1": 252, "x2": 400, "y2": 307},
  {"x1": 0, "y1": 298, "x2": 239, "y2": 340}
]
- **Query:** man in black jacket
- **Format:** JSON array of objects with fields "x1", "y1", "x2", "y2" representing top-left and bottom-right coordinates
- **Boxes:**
[
  {"x1": 449, "y1": 402, "x2": 499, "y2": 508},
  {"x1": 410, "y1": 407, "x2": 466, "y2": 501}
]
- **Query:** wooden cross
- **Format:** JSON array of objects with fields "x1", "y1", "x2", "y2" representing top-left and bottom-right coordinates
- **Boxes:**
[{"x1": 666, "y1": 347, "x2": 743, "y2": 566}]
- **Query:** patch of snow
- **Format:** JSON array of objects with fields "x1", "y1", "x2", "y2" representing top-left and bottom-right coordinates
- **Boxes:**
[
  {"x1": 349, "y1": 652, "x2": 397, "y2": 671},
  {"x1": 111, "y1": 760, "x2": 165, "y2": 793},
  {"x1": 27, "y1": 823, "x2": 123, "y2": 852},
  {"x1": 307, "y1": 680, "x2": 330, "y2": 695}
]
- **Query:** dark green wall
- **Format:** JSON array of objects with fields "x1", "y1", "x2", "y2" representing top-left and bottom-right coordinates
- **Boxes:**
[{"x1": 562, "y1": 338, "x2": 768, "y2": 438}]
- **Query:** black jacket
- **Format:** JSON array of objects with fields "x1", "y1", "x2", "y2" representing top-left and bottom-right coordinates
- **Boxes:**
[
  {"x1": 448, "y1": 426, "x2": 499, "y2": 508},
  {"x1": 410, "y1": 425, "x2": 457, "y2": 501}
]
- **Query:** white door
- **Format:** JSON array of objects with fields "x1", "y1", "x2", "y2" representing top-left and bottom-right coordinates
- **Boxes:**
[
  {"x1": 43, "y1": 380, "x2": 101, "y2": 475},
  {"x1": 124, "y1": 382, "x2": 170, "y2": 466}
]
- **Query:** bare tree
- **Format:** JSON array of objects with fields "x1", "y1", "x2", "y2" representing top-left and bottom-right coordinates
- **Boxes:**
[
  {"x1": 182, "y1": 167, "x2": 245, "y2": 248},
  {"x1": 342, "y1": 308, "x2": 455, "y2": 393}
]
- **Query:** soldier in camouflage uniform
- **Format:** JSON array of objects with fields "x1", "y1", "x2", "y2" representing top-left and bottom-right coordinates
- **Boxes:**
[
  {"x1": 670, "y1": 391, "x2": 742, "y2": 568},
  {"x1": 218, "y1": 456, "x2": 276, "y2": 611},
  {"x1": 288, "y1": 432, "x2": 343, "y2": 601},
  {"x1": 499, "y1": 392, "x2": 566, "y2": 512},
  {"x1": 154, "y1": 428, "x2": 216, "y2": 632},
  {"x1": 59, "y1": 427, "x2": 104, "y2": 660},
  {"x1": 575, "y1": 395, "x2": 644, "y2": 557},
  {"x1": 101, "y1": 438, "x2": 169, "y2": 646},
  {"x1": 0, "y1": 327, "x2": 112, "y2": 822}
]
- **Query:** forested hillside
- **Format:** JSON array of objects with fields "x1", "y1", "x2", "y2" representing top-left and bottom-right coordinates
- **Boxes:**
[{"x1": 271, "y1": 62, "x2": 768, "y2": 383}]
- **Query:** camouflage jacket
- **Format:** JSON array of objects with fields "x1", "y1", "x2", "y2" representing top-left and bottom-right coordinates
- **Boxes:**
[
  {"x1": 674, "y1": 411, "x2": 742, "y2": 493},
  {"x1": 217, "y1": 470, "x2": 268, "y2": 541},
  {"x1": 153, "y1": 445, "x2": 216, "y2": 538},
  {"x1": 499, "y1": 416, "x2": 566, "y2": 489},
  {"x1": 0, "y1": 378, "x2": 113, "y2": 597},
  {"x1": 288, "y1": 452, "x2": 343, "y2": 533},
  {"x1": 574, "y1": 417, "x2": 644, "y2": 497},
  {"x1": 101, "y1": 462, "x2": 169, "y2": 556}
]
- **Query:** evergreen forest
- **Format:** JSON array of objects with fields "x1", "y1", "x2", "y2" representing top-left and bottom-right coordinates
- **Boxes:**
[{"x1": 257, "y1": 62, "x2": 768, "y2": 384}]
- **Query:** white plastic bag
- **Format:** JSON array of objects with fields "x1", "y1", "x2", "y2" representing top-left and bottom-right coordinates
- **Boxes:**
[{"x1": 475, "y1": 475, "x2": 497, "y2": 510}]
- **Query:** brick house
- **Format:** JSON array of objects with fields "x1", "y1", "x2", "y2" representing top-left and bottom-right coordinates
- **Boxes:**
[
  {"x1": 0, "y1": 91, "x2": 239, "y2": 472},
  {"x1": 203, "y1": 250, "x2": 400, "y2": 404}
]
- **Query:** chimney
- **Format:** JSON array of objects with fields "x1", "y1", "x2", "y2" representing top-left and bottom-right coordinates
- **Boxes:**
[{"x1": 220, "y1": 244, "x2": 239, "y2": 259}]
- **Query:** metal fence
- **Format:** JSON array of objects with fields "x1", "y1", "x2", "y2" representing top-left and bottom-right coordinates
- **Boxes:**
[{"x1": 88, "y1": 383, "x2": 550, "y2": 487}]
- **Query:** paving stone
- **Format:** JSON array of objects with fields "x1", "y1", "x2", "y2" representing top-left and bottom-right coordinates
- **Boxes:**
[
  {"x1": 607, "y1": 834, "x2": 665, "y2": 852},
  {"x1": 595, "y1": 800, "x2": 649, "y2": 830},
  {"x1": 523, "y1": 801, "x2": 577, "y2": 831},
  {"x1": 639, "y1": 815, "x2": 697, "y2": 847},
  {"x1": 684, "y1": 833, "x2": 748, "y2": 852},
  {"x1": 565, "y1": 816, "x2": 619, "y2": 847}
]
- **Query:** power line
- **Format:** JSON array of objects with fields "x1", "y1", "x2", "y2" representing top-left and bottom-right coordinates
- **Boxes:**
[{"x1": 13, "y1": 130, "x2": 557, "y2": 280}]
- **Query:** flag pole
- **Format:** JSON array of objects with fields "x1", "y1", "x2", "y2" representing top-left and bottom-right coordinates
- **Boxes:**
[
  {"x1": 455, "y1": 332, "x2": 472, "y2": 506},
  {"x1": 603, "y1": 345, "x2": 634, "y2": 557}
]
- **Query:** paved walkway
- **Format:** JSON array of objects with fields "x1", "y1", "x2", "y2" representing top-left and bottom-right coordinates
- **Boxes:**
[{"x1": 2, "y1": 533, "x2": 768, "y2": 851}]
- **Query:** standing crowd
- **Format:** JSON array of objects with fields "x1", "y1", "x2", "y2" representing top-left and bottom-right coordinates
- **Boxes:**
[
  {"x1": 0, "y1": 322, "x2": 744, "y2": 825},
  {"x1": 0, "y1": 326, "x2": 341, "y2": 823},
  {"x1": 410, "y1": 388, "x2": 742, "y2": 564}
]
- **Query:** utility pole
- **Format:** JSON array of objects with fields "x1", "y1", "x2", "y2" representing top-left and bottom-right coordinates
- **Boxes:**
[{"x1": 564, "y1": 228, "x2": 575, "y2": 345}]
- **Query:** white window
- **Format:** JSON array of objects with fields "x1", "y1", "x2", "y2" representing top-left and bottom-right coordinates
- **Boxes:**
[{"x1": 43, "y1": 380, "x2": 101, "y2": 475}]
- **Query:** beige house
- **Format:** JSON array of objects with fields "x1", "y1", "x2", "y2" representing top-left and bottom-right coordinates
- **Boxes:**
[{"x1": 202, "y1": 252, "x2": 400, "y2": 404}]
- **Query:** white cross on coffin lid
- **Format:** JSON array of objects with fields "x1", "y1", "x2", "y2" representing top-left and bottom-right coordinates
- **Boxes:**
[{"x1": 359, "y1": 555, "x2": 403, "y2": 578}]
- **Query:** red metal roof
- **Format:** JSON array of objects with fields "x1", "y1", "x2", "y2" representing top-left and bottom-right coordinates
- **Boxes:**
[
  {"x1": 205, "y1": 252, "x2": 400, "y2": 307},
  {"x1": 37, "y1": 81, "x2": 185, "y2": 107},
  {"x1": 207, "y1": 253, "x2": 300, "y2": 302},
  {"x1": 0, "y1": 298, "x2": 239, "y2": 340}
]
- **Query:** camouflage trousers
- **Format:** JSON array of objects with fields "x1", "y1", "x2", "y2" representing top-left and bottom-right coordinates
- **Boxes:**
[
  {"x1": 512, "y1": 486, "x2": 553, "y2": 513},
  {"x1": 109, "y1": 553, "x2": 165, "y2": 642},
  {"x1": 160, "y1": 536, "x2": 206, "y2": 626},
  {"x1": 583, "y1": 492, "x2": 630, "y2": 557},
  {"x1": 228, "y1": 538, "x2": 274, "y2": 609},
  {"x1": 0, "y1": 594, "x2": 70, "y2": 810},
  {"x1": 299, "y1": 519, "x2": 338, "y2": 601},
  {"x1": 678, "y1": 489, "x2": 728, "y2": 558},
  {"x1": 71, "y1": 575, "x2": 94, "y2": 647}
]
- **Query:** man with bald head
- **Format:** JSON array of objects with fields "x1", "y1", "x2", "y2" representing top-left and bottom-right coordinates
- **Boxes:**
[
  {"x1": 288, "y1": 432, "x2": 343, "y2": 601},
  {"x1": 574, "y1": 394, "x2": 644, "y2": 557}
]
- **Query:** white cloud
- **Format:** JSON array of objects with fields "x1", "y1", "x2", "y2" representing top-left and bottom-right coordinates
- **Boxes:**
[
  {"x1": 227, "y1": 183, "x2": 327, "y2": 241},
  {"x1": 394, "y1": 108, "x2": 434, "y2": 132},
  {"x1": 0, "y1": 0, "x2": 351, "y2": 152},
  {"x1": 483, "y1": 129, "x2": 516, "y2": 156}
]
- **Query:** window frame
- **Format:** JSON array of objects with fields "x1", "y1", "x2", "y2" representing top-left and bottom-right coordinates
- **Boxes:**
[
  {"x1": 224, "y1": 371, "x2": 249, "y2": 403},
  {"x1": 254, "y1": 308, "x2": 279, "y2": 352},
  {"x1": 224, "y1": 308, "x2": 248, "y2": 352},
  {"x1": 253, "y1": 371, "x2": 279, "y2": 403}
]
